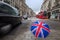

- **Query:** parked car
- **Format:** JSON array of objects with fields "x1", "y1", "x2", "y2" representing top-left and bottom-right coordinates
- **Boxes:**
[
  {"x1": 23, "y1": 14, "x2": 28, "y2": 19},
  {"x1": 0, "y1": 1, "x2": 22, "y2": 34}
]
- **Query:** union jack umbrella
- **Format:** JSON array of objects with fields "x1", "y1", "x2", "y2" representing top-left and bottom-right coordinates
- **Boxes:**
[{"x1": 31, "y1": 21, "x2": 50, "y2": 38}]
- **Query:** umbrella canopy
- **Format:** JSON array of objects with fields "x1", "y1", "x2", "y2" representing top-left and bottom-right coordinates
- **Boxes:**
[{"x1": 31, "y1": 21, "x2": 50, "y2": 38}]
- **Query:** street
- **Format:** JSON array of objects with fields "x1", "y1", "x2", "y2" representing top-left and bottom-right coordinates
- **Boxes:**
[
  {"x1": 0, "y1": 17, "x2": 60, "y2": 40},
  {"x1": 0, "y1": 0, "x2": 60, "y2": 40}
]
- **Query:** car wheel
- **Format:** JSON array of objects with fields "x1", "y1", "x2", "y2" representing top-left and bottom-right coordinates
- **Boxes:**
[{"x1": 0, "y1": 24, "x2": 12, "y2": 34}]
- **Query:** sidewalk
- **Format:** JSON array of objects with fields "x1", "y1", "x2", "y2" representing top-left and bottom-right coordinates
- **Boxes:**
[{"x1": 49, "y1": 19, "x2": 60, "y2": 22}]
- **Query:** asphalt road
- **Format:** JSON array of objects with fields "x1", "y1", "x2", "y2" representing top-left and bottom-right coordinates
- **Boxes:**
[{"x1": 0, "y1": 17, "x2": 60, "y2": 40}]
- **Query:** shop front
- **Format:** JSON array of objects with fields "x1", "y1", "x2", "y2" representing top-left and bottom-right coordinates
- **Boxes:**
[{"x1": 51, "y1": 9, "x2": 60, "y2": 20}]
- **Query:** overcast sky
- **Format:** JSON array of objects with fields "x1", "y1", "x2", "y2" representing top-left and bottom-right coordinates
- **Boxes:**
[{"x1": 25, "y1": 0, "x2": 44, "y2": 14}]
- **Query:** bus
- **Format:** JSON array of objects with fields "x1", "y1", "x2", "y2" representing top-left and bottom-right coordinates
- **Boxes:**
[{"x1": 36, "y1": 11, "x2": 48, "y2": 19}]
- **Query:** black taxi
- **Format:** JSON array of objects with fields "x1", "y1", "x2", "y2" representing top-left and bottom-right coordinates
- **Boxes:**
[{"x1": 0, "y1": 1, "x2": 22, "y2": 34}]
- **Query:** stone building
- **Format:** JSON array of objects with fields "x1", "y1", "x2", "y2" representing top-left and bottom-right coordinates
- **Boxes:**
[
  {"x1": 0, "y1": 0, "x2": 25, "y2": 16},
  {"x1": 41, "y1": 0, "x2": 60, "y2": 20},
  {"x1": 0, "y1": 0, "x2": 35, "y2": 17},
  {"x1": 27, "y1": 8, "x2": 36, "y2": 17},
  {"x1": 41, "y1": 0, "x2": 49, "y2": 11},
  {"x1": 50, "y1": 0, "x2": 60, "y2": 20}
]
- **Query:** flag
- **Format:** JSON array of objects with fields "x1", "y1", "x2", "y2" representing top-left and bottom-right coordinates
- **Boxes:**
[{"x1": 31, "y1": 21, "x2": 50, "y2": 38}]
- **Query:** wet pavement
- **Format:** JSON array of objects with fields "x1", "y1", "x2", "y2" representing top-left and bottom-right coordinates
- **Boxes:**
[{"x1": 0, "y1": 17, "x2": 60, "y2": 40}]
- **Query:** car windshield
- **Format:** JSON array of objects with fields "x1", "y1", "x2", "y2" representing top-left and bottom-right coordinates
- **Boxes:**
[{"x1": 0, "y1": 3, "x2": 18, "y2": 16}]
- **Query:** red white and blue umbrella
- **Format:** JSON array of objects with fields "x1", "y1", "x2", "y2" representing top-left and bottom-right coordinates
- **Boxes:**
[{"x1": 31, "y1": 21, "x2": 50, "y2": 38}]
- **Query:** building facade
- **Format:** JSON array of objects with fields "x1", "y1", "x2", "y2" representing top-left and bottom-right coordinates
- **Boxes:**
[
  {"x1": 41, "y1": 0, "x2": 49, "y2": 11},
  {"x1": 0, "y1": 0, "x2": 35, "y2": 17},
  {"x1": 0, "y1": 0, "x2": 25, "y2": 16},
  {"x1": 41, "y1": 0, "x2": 60, "y2": 20},
  {"x1": 50, "y1": 0, "x2": 60, "y2": 20}
]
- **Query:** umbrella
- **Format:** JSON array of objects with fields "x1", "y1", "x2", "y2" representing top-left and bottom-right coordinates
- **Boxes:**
[{"x1": 31, "y1": 20, "x2": 50, "y2": 39}]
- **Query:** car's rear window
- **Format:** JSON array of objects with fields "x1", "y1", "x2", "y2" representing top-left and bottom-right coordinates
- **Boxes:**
[{"x1": 0, "y1": 3, "x2": 19, "y2": 16}]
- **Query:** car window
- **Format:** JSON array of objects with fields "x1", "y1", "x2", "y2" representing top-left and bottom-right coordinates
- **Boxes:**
[{"x1": 0, "y1": 4, "x2": 19, "y2": 16}]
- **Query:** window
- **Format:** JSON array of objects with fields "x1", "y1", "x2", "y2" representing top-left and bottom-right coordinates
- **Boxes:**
[
  {"x1": 0, "y1": 4, "x2": 19, "y2": 16},
  {"x1": 4, "y1": 0, "x2": 10, "y2": 4}
]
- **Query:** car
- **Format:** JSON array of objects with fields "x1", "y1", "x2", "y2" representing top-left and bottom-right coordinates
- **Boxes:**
[
  {"x1": 23, "y1": 15, "x2": 28, "y2": 19},
  {"x1": 0, "y1": 1, "x2": 22, "y2": 35}
]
